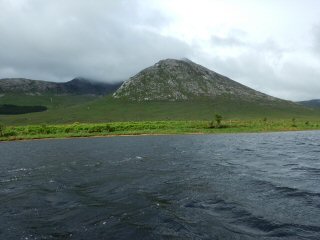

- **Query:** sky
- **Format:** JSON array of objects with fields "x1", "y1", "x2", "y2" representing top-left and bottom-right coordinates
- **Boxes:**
[{"x1": 1, "y1": 0, "x2": 320, "y2": 101}]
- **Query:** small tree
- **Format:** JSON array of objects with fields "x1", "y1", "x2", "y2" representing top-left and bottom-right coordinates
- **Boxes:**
[
  {"x1": 291, "y1": 118, "x2": 297, "y2": 127},
  {"x1": 0, "y1": 123, "x2": 5, "y2": 137},
  {"x1": 215, "y1": 114, "x2": 222, "y2": 128}
]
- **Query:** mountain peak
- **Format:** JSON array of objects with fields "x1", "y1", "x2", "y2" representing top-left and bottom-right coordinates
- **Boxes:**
[
  {"x1": 180, "y1": 57, "x2": 194, "y2": 63},
  {"x1": 69, "y1": 77, "x2": 91, "y2": 83},
  {"x1": 155, "y1": 58, "x2": 195, "y2": 66},
  {"x1": 113, "y1": 58, "x2": 276, "y2": 101}
]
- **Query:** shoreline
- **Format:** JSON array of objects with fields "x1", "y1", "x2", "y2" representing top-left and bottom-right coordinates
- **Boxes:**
[
  {"x1": 1, "y1": 128, "x2": 319, "y2": 143},
  {"x1": 1, "y1": 120, "x2": 320, "y2": 142},
  {"x1": 0, "y1": 132, "x2": 204, "y2": 142}
]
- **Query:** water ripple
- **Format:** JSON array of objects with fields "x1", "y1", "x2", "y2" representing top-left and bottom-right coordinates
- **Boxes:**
[{"x1": 1, "y1": 131, "x2": 320, "y2": 239}]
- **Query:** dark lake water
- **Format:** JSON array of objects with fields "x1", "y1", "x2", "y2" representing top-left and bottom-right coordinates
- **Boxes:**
[{"x1": 1, "y1": 132, "x2": 320, "y2": 239}]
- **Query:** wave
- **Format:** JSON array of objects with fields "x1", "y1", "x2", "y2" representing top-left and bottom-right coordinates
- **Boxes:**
[
  {"x1": 184, "y1": 197, "x2": 320, "y2": 238},
  {"x1": 253, "y1": 179, "x2": 320, "y2": 199}
]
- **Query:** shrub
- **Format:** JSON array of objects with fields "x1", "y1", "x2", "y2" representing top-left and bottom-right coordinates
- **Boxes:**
[
  {"x1": 108, "y1": 126, "x2": 115, "y2": 132},
  {"x1": 263, "y1": 117, "x2": 267, "y2": 124},
  {"x1": 215, "y1": 114, "x2": 222, "y2": 127},
  {"x1": 88, "y1": 125, "x2": 103, "y2": 133},
  {"x1": 208, "y1": 115, "x2": 227, "y2": 129},
  {"x1": 4, "y1": 130, "x2": 17, "y2": 137},
  {"x1": 208, "y1": 121, "x2": 215, "y2": 129},
  {"x1": 87, "y1": 124, "x2": 115, "y2": 133},
  {"x1": 64, "y1": 127, "x2": 74, "y2": 133},
  {"x1": 40, "y1": 124, "x2": 48, "y2": 134}
]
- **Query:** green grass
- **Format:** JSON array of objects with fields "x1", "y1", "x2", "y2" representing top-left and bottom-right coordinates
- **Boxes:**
[
  {"x1": 1, "y1": 119, "x2": 320, "y2": 141},
  {"x1": 1, "y1": 94, "x2": 320, "y2": 141},
  {"x1": 0, "y1": 93, "x2": 99, "y2": 110},
  {"x1": 1, "y1": 96, "x2": 320, "y2": 125},
  {"x1": 0, "y1": 94, "x2": 101, "y2": 124}
]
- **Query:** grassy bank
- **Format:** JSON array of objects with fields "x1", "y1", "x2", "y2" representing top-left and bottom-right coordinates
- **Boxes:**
[{"x1": 1, "y1": 119, "x2": 320, "y2": 141}]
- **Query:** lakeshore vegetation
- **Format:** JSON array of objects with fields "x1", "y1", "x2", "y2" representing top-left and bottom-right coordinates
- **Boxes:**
[{"x1": 1, "y1": 119, "x2": 320, "y2": 141}]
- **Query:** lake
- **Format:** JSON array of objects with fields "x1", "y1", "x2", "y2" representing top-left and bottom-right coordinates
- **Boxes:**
[{"x1": 1, "y1": 131, "x2": 320, "y2": 239}]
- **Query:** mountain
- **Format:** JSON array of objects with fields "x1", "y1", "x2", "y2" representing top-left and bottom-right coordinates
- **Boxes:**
[
  {"x1": 298, "y1": 99, "x2": 320, "y2": 108},
  {"x1": 63, "y1": 78, "x2": 122, "y2": 95},
  {"x1": 0, "y1": 77, "x2": 122, "y2": 96},
  {"x1": 113, "y1": 58, "x2": 279, "y2": 102},
  {"x1": 1, "y1": 58, "x2": 317, "y2": 123}
]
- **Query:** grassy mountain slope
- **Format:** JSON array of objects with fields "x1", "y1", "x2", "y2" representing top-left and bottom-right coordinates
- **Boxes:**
[
  {"x1": 1, "y1": 96, "x2": 319, "y2": 125},
  {"x1": 0, "y1": 94, "x2": 98, "y2": 108},
  {"x1": 0, "y1": 94, "x2": 100, "y2": 122}
]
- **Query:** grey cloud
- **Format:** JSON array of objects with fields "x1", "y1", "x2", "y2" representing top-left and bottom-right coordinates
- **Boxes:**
[
  {"x1": 313, "y1": 24, "x2": 320, "y2": 56},
  {"x1": 197, "y1": 37, "x2": 320, "y2": 101},
  {"x1": 0, "y1": 0, "x2": 191, "y2": 82},
  {"x1": 211, "y1": 33, "x2": 247, "y2": 47},
  {"x1": 1, "y1": 0, "x2": 320, "y2": 101}
]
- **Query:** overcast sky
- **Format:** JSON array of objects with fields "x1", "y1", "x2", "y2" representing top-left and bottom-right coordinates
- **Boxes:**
[{"x1": 1, "y1": 0, "x2": 320, "y2": 100}]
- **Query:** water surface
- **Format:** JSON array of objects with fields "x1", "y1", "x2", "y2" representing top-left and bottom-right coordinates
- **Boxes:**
[{"x1": 1, "y1": 131, "x2": 320, "y2": 239}]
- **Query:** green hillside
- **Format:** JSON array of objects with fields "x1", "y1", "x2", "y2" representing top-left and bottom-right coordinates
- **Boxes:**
[
  {"x1": 0, "y1": 94, "x2": 99, "y2": 125},
  {"x1": 0, "y1": 94, "x2": 99, "y2": 108},
  {"x1": 1, "y1": 95, "x2": 319, "y2": 126}
]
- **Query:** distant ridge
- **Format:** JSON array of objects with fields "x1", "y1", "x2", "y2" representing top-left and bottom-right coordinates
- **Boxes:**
[
  {"x1": 113, "y1": 58, "x2": 280, "y2": 102},
  {"x1": 0, "y1": 77, "x2": 122, "y2": 95},
  {"x1": 298, "y1": 99, "x2": 320, "y2": 108}
]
